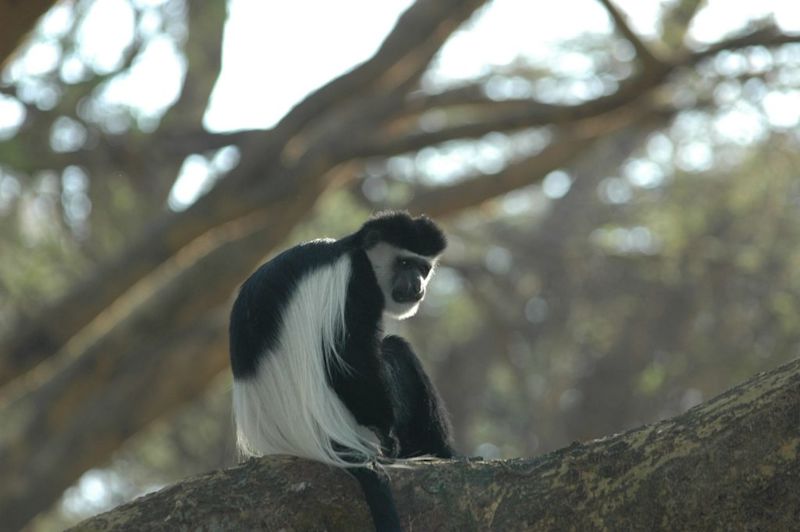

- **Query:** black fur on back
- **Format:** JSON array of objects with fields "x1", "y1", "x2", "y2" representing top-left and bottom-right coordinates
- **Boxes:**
[
  {"x1": 229, "y1": 239, "x2": 345, "y2": 379},
  {"x1": 357, "y1": 211, "x2": 446, "y2": 257}
]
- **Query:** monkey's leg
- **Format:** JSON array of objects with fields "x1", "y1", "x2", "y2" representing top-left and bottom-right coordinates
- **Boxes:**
[{"x1": 381, "y1": 335, "x2": 456, "y2": 459}]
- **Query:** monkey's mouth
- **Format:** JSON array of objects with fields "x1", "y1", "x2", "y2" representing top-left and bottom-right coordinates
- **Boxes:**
[{"x1": 393, "y1": 289, "x2": 425, "y2": 304}]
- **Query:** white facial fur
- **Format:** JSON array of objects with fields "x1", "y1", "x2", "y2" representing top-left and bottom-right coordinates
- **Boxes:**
[{"x1": 365, "y1": 242, "x2": 438, "y2": 320}]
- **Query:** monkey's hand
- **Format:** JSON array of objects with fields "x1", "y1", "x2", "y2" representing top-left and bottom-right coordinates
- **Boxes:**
[{"x1": 374, "y1": 427, "x2": 400, "y2": 459}]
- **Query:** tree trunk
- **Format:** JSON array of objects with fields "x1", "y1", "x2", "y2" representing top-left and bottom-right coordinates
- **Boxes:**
[
  {"x1": 0, "y1": 0, "x2": 57, "y2": 67},
  {"x1": 71, "y1": 356, "x2": 800, "y2": 531}
]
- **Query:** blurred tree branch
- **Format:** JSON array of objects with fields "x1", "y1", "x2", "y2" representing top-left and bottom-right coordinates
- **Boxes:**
[
  {"x1": 597, "y1": 0, "x2": 664, "y2": 73},
  {"x1": 684, "y1": 25, "x2": 800, "y2": 64},
  {"x1": 72, "y1": 356, "x2": 800, "y2": 531},
  {"x1": 659, "y1": 0, "x2": 706, "y2": 49},
  {"x1": 0, "y1": 0, "x2": 58, "y2": 67}
]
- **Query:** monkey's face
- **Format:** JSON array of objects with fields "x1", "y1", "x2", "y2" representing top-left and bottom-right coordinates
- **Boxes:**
[
  {"x1": 392, "y1": 255, "x2": 432, "y2": 302},
  {"x1": 366, "y1": 243, "x2": 437, "y2": 320}
]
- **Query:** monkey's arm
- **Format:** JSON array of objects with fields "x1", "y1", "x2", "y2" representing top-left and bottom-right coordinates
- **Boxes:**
[
  {"x1": 381, "y1": 335, "x2": 456, "y2": 459},
  {"x1": 328, "y1": 338, "x2": 400, "y2": 458},
  {"x1": 327, "y1": 251, "x2": 400, "y2": 457}
]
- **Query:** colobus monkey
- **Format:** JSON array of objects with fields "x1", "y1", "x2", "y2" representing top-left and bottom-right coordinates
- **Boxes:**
[{"x1": 229, "y1": 211, "x2": 455, "y2": 532}]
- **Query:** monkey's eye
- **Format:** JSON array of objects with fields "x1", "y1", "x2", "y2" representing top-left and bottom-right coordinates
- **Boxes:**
[{"x1": 398, "y1": 257, "x2": 431, "y2": 276}]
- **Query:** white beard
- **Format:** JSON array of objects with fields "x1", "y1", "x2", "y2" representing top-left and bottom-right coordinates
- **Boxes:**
[{"x1": 365, "y1": 242, "x2": 437, "y2": 322}]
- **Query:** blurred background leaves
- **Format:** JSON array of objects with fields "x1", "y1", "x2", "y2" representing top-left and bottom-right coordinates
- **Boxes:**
[{"x1": 0, "y1": 0, "x2": 799, "y2": 529}]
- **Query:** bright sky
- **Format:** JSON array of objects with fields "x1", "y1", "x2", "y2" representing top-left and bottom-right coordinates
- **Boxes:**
[{"x1": 2, "y1": 0, "x2": 800, "y2": 210}]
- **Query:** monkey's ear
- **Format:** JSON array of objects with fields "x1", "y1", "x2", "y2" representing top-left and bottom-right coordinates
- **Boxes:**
[{"x1": 363, "y1": 229, "x2": 382, "y2": 249}]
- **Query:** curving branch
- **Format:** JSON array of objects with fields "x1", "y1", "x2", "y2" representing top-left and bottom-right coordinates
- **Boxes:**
[
  {"x1": 235, "y1": 0, "x2": 488, "y2": 171},
  {"x1": 403, "y1": 101, "x2": 678, "y2": 218},
  {"x1": 71, "y1": 355, "x2": 800, "y2": 531},
  {"x1": 0, "y1": 0, "x2": 58, "y2": 67},
  {"x1": 684, "y1": 25, "x2": 800, "y2": 64},
  {"x1": 596, "y1": 0, "x2": 664, "y2": 73},
  {"x1": 353, "y1": 25, "x2": 800, "y2": 162},
  {"x1": 350, "y1": 81, "x2": 658, "y2": 159},
  {"x1": 409, "y1": 133, "x2": 599, "y2": 218},
  {"x1": 161, "y1": 2, "x2": 226, "y2": 129},
  {"x1": 659, "y1": 0, "x2": 706, "y2": 50}
]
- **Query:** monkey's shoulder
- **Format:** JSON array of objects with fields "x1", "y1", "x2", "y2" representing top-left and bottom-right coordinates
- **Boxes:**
[
  {"x1": 247, "y1": 239, "x2": 344, "y2": 286},
  {"x1": 230, "y1": 239, "x2": 347, "y2": 377}
]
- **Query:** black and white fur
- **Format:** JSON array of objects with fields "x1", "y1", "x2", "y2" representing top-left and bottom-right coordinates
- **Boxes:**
[{"x1": 229, "y1": 212, "x2": 455, "y2": 531}]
